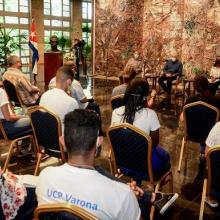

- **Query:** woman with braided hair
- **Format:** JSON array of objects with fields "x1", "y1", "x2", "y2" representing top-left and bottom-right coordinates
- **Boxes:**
[{"x1": 111, "y1": 78, "x2": 170, "y2": 179}]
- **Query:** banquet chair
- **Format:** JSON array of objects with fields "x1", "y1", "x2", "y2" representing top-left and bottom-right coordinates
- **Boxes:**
[
  {"x1": 178, "y1": 101, "x2": 219, "y2": 172},
  {"x1": 3, "y1": 79, "x2": 37, "y2": 108},
  {"x1": 110, "y1": 94, "x2": 124, "y2": 110},
  {"x1": 29, "y1": 107, "x2": 66, "y2": 175},
  {"x1": 199, "y1": 145, "x2": 220, "y2": 220},
  {"x1": 107, "y1": 123, "x2": 173, "y2": 220},
  {"x1": 34, "y1": 203, "x2": 100, "y2": 220},
  {"x1": 0, "y1": 120, "x2": 33, "y2": 173}
]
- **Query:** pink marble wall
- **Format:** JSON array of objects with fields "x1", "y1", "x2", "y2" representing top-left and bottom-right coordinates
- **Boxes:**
[
  {"x1": 95, "y1": 0, "x2": 144, "y2": 76},
  {"x1": 95, "y1": 0, "x2": 220, "y2": 76}
]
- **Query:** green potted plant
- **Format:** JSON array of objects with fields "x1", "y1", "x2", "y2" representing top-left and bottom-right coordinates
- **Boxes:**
[{"x1": 0, "y1": 25, "x2": 26, "y2": 68}]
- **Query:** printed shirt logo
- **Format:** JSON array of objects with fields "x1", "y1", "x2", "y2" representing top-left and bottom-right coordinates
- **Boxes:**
[{"x1": 47, "y1": 188, "x2": 98, "y2": 211}]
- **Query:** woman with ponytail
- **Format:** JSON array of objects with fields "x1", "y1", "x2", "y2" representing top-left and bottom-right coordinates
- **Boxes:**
[{"x1": 111, "y1": 78, "x2": 170, "y2": 177}]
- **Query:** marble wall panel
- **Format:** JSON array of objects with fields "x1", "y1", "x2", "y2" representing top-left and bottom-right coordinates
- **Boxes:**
[{"x1": 95, "y1": 0, "x2": 220, "y2": 76}]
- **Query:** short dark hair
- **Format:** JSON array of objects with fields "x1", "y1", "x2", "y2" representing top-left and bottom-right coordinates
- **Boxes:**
[
  {"x1": 56, "y1": 66, "x2": 74, "y2": 83},
  {"x1": 64, "y1": 109, "x2": 100, "y2": 155}
]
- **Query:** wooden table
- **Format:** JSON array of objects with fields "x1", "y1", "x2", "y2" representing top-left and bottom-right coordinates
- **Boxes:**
[{"x1": 144, "y1": 73, "x2": 159, "y2": 90}]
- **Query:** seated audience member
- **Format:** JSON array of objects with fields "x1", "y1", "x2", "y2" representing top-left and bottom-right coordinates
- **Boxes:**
[
  {"x1": 208, "y1": 53, "x2": 220, "y2": 95},
  {"x1": 205, "y1": 121, "x2": 220, "y2": 207},
  {"x1": 158, "y1": 51, "x2": 183, "y2": 103},
  {"x1": 3, "y1": 55, "x2": 40, "y2": 106},
  {"x1": 0, "y1": 87, "x2": 32, "y2": 153},
  {"x1": 180, "y1": 76, "x2": 220, "y2": 156},
  {"x1": 112, "y1": 68, "x2": 156, "y2": 108},
  {"x1": 49, "y1": 62, "x2": 105, "y2": 135},
  {"x1": 36, "y1": 109, "x2": 178, "y2": 220},
  {"x1": 40, "y1": 66, "x2": 78, "y2": 131},
  {"x1": 123, "y1": 51, "x2": 143, "y2": 75},
  {"x1": 112, "y1": 68, "x2": 137, "y2": 97},
  {"x1": 111, "y1": 79, "x2": 170, "y2": 179}
]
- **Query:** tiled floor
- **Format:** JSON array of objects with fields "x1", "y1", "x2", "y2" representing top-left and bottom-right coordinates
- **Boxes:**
[{"x1": 0, "y1": 75, "x2": 220, "y2": 219}]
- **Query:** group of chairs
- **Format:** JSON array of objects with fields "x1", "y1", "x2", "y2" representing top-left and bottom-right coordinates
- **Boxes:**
[
  {"x1": 110, "y1": 94, "x2": 220, "y2": 219},
  {"x1": 1, "y1": 79, "x2": 220, "y2": 219}
]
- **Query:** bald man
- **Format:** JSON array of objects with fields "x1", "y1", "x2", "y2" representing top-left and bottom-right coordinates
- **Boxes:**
[
  {"x1": 3, "y1": 55, "x2": 40, "y2": 105},
  {"x1": 158, "y1": 51, "x2": 183, "y2": 103}
]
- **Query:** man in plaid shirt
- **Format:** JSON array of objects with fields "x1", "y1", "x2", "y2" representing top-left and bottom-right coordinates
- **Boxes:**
[{"x1": 3, "y1": 55, "x2": 40, "y2": 106}]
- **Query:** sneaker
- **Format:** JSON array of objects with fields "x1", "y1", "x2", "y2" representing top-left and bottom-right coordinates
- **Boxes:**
[
  {"x1": 18, "y1": 146, "x2": 32, "y2": 157},
  {"x1": 205, "y1": 197, "x2": 218, "y2": 208},
  {"x1": 154, "y1": 192, "x2": 179, "y2": 215}
]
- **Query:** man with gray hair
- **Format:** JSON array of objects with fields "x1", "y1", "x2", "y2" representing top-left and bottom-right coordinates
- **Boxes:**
[{"x1": 3, "y1": 55, "x2": 40, "y2": 106}]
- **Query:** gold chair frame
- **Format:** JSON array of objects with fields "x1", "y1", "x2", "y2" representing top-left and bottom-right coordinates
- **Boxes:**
[
  {"x1": 107, "y1": 123, "x2": 173, "y2": 220},
  {"x1": 199, "y1": 145, "x2": 220, "y2": 220},
  {"x1": 178, "y1": 101, "x2": 219, "y2": 172},
  {"x1": 29, "y1": 106, "x2": 66, "y2": 176},
  {"x1": 34, "y1": 203, "x2": 100, "y2": 220},
  {"x1": 0, "y1": 120, "x2": 33, "y2": 173}
]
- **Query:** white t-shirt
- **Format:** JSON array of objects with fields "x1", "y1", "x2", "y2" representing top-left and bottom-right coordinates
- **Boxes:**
[
  {"x1": 36, "y1": 164, "x2": 140, "y2": 220},
  {"x1": 40, "y1": 88, "x2": 78, "y2": 131},
  {"x1": 206, "y1": 122, "x2": 220, "y2": 148},
  {"x1": 0, "y1": 88, "x2": 11, "y2": 119},
  {"x1": 111, "y1": 106, "x2": 160, "y2": 134},
  {"x1": 71, "y1": 79, "x2": 88, "y2": 109},
  {"x1": 210, "y1": 66, "x2": 220, "y2": 83}
]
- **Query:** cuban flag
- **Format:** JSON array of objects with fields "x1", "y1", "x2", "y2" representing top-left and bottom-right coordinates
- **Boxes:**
[{"x1": 28, "y1": 19, "x2": 39, "y2": 75}]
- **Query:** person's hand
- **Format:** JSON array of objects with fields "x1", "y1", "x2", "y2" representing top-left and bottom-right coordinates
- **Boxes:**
[
  {"x1": 166, "y1": 73, "x2": 172, "y2": 77},
  {"x1": 128, "y1": 181, "x2": 144, "y2": 198}
]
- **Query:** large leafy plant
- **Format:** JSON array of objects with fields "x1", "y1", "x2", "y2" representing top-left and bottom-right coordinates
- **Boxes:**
[{"x1": 0, "y1": 26, "x2": 26, "y2": 66}]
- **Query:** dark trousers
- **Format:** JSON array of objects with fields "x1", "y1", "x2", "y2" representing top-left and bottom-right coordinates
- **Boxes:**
[
  {"x1": 86, "y1": 102, "x2": 101, "y2": 116},
  {"x1": 75, "y1": 58, "x2": 80, "y2": 80},
  {"x1": 158, "y1": 75, "x2": 177, "y2": 94},
  {"x1": 208, "y1": 81, "x2": 220, "y2": 95}
]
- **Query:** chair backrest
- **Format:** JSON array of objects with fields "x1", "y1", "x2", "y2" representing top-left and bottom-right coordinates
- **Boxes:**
[
  {"x1": 0, "y1": 120, "x2": 9, "y2": 141},
  {"x1": 183, "y1": 101, "x2": 219, "y2": 143},
  {"x1": 110, "y1": 94, "x2": 124, "y2": 110},
  {"x1": 29, "y1": 107, "x2": 65, "y2": 160},
  {"x1": 206, "y1": 145, "x2": 220, "y2": 200},
  {"x1": 107, "y1": 123, "x2": 153, "y2": 182},
  {"x1": 34, "y1": 203, "x2": 100, "y2": 220},
  {"x1": 3, "y1": 79, "x2": 22, "y2": 107}
]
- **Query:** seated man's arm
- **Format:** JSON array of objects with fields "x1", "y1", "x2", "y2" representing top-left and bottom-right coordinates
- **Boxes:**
[
  {"x1": 20, "y1": 77, "x2": 40, "y2": 93},
  {"x1": 176, "y1": 62, "x2": 183, "y2": 77},
  {"x1": 163, "y1": 61, "x2": 169, "y2": 73}
]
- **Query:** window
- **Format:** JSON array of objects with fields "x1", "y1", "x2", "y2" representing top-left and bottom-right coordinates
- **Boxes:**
[
  {"x1": 82, "y1": 1, "x2": 92, "y2": 20},
  {"x1": 82, "y1": 0, "x2": 92, "y2": 60},
  {"x1": 44, "y1": 0, "x2": 71, "y2": 51},
  {"x1": 0, "y1": 0, "x2": 30, "y2": 74}
]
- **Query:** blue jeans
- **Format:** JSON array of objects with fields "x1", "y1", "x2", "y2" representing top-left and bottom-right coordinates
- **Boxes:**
[
  {"x1": 2, "y1": 117, "x2": 31, "y2": 136},
  {"x1": 152, "y1": 146, "x2": 170, "y2": 174}
]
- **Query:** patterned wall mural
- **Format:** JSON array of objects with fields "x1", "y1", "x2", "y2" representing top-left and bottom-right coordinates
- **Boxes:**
[
  {"x1": 95, "y1": 0, "x2": 144, "y2": 76},
  {"x1": 95, "y1": 0, "x2": 220, "y2": 77}
]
